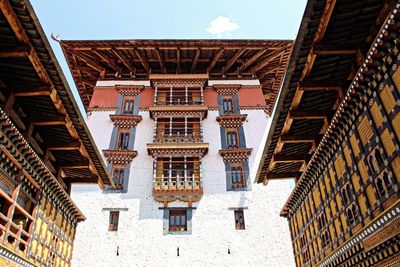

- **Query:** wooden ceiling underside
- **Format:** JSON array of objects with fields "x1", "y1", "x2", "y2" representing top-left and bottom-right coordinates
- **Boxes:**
[
  {"x1": 257, "y1": 0, "x2": 395, "y2": 184},
  {"x1": 0, "y1": 0, "x2": 111, "y2": 188},
  {"x1": 61, "y1": 39, "x2": 292, "y2": 113}
]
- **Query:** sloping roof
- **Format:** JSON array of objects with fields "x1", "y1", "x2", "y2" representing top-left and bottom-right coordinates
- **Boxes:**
[
  {"x1": 0, "y1": 0, "x2": 111, "y2": 187},
  {"x1": 255, "y1": 0, "x2": 395, "y2": 184},
  {"x1": 60, "y1": 39, "x2": 292, "y2": 113}
]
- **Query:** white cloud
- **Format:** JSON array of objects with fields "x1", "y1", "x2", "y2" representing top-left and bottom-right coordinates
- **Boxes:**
[{"x1": 206, "y1": 16, "x2": 239, "y2": 37}]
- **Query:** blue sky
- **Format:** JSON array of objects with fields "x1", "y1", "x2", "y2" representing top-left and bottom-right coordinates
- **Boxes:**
[{"x1": 31, "y1": 0, "x2": 307, "y2": 113}]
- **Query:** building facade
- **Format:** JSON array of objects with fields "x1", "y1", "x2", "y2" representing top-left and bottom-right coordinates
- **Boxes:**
[
  {"x1": 256, "y1": 0, "x2": 400, "y2": 266},
  {"x1": 0, "y1": 0, "x2": 112, "y2": 266},
  {"x1": 68, "y1": 77, "x2": 294, "y2": 266}
]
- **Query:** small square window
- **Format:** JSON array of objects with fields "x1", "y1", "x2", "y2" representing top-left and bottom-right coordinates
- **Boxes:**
[
  {"x1": 226, "y1": 130, "x2": 239, "y2": 148},
  {"x1": 169, "y1": 209, "x2": 187, "y2": 232},
  {"x1": 234, "y1": 209, "x2": 245, "y2": 230},
  {"x1": 109, "y1": 211, "x2": 119, "y2": 232}
]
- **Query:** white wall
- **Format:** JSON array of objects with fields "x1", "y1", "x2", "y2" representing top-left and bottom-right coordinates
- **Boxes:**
[{"x1": 70, "y1": 109, "x2": 295, "y2": 267}]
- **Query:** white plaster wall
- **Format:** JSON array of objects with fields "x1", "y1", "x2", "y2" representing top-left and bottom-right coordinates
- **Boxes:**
[{"x1": 70, "y1": 109, "x2": 295, "y2": 267}]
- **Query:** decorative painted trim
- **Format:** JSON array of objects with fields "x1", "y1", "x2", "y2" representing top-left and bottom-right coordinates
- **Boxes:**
[
  {"x1": 0, "y1": 245, "x2": 36, "y2": 267},
  {"x1": 216, "y1": 114, "x2": 247, "y2": 128},
  {"x1": 147, "y1": 143, "x2": 209, "y2": 157},
  {"x1": 102, "y1": 149, "x2": 138, "y2": 164},
  {"x1": 153, "y1": 187, "x2": 203, "y2": 203},
  {"x1": 87, "y1": 107, "x2": 117, "y2": 112},
  {"x1": 239, "y1": 106, "x2": 268, "y2": 111},
  {"x1": 152, "y1": 78, "x2": 207, "y2": 87},
  {"x1": 317, "y1": 201, "x2": 400, "y2": 267},
  {"x1": 154, "y1": 136, "x2": 203, "y2": 144},
  {"x1": 149, "y1": 105, "x2": 208, "y2": 119},
  {"x1": 219, "y1": 148, "x2": 252, "y2": 163},
  {"x1": 214, "y1": 84, "x2": 241, "y2": 95},
  {"x1": 109, "y1": 114, "x2": 142, "y2": 128},
  {"x1": 115, "y1": 85, "x2": 144, "y2": 96}
]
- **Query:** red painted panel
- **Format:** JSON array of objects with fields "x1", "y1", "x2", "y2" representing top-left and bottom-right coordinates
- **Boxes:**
[
  {"x1": 139, "y1": 87, "x2": 155, "y2": 108},
  {"x1": 238, "y1": 87, "x2": 266, "y2": 107},
  {"x1": 204, "y1": 88, "x2": 218, "y2": 108},
  {"x1": 89, "y1": 89, "x2": 119, "y2": 108}
]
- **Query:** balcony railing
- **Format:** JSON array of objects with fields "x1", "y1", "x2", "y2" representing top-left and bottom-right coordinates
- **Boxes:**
[
  {"x1": 154, "y1": 133, "x2": 202, "y2": 143},
  {"x1": 155, "y1": 99, "x2": 204, "y2": 106},
  {"x1": 153, "y1": 174, "x2": 202, "y2": 190}
]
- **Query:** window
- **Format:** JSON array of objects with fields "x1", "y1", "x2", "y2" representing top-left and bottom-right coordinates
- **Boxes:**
[
  {"x1": 317, "y1": 213, "x2": 327, "y2": 231},
  {"x1": 123, "y1": 99, "x2": 134, "y2": 114},
  {"x1": 234, "y1": 209, "x2": 245, "y2": 230},
  {"x1": 109, "y1": 211, "x2": 119, "y2": 231},
  {"x1": 117, "y1": 132, "x2": 130, "y2": 150},
  {"x1": 226, "y1": 131, "x2": 239, "y2": 148},
  {"x1": 321, "y1": 230, "x2": 331, "y2": 249},
  {"x1": 222, "y1": 98, "x2": 234, "y2": 113},
  {"x1": 341, "y1": 183, "x2": 352, "y2": 205},
  {"x1": 375, "y1": 172, "x2": 392, "y2": 199},
  {"x1": 231, "y1": 166, "x2": 244, "y2": 188},
  {"x1": 346, "y1": 204, "x2": 358, "y2": 225},
  {"x1": 112, "y1": 168, "x2": 124, "y2": 189},
  {"x1": 368, "y1": 148, "x2": 384, "y2": 174},
  {"x1": 169, "y1": 209, "x2": 187, "y2": 232}
]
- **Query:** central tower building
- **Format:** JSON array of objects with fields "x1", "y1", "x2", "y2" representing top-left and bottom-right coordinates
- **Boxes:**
[{"x1": 61, "y1": 40, "x2": 294, "y2": 266}]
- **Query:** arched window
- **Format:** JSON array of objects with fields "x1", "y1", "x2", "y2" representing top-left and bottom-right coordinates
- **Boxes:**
[
  {"x1": 346, "y1": 184, "x2": 352, "y2": 201},
  {"x1": 341, "y1": 188, "x2": 348, "y2": 204},
  {"x1": 383, "y1": 172, "x2": 392, "y2": 192},
  {"x1": 375, "y1": 177, "x2": 386, "y2": 198},
  {"x1": 375, "y1": 149, "x2": 384, "y2": 167}
]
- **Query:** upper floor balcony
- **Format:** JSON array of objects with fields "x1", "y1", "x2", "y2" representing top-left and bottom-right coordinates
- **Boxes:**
[
  {"x1": 154, "y1": 118, "x2": 202, "y2": 143},
  {"x1": 154, "y1": 87, "x2": 204, "y2": 106}
]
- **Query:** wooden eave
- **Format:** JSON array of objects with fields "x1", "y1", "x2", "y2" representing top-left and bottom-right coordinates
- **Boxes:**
[
  {"x1": 256, "y1": 0, "x2": 396, "y2": 185},
  {"x1": 276, "y1": 2, "x2": 400, "y2": 217},
  {"x1": 60, "y1": 39, "x2": 292, "y2": 114},
  {"x1": 0, "y1": 0, "x2": 112, "y2": 188}
]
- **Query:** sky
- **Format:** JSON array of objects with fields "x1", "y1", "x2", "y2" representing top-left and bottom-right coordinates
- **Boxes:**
[{"x1": 30, "y1": 0, "x2": 307, "y2": 114}]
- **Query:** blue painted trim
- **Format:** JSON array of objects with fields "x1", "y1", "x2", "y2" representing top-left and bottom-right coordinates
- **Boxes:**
[
  {"x1": 220, "y1": 127, "x2": 226, "y2": 149},
  {"x1": 108, "y1": 127, "x2": 118, "y2": 150},
  {"x1": 116, "y1": 95, "x2": 123, "y2": 114},
  {"x1": 225, "y1": 163, "x2": 232, "y2": 191},
  {"x1": 128, "y1": 128, "x2": 136, "y2": 150},
  {"x1": 133, "y1": 95, "x2": 140, "y2": 115},
  {"x1": 163, "y1": 208, "x2": 193, "y2": 235},
  {"x1": 243, "y1": 160, "x2": 251, "y2": 191},
  {"x1": 238, "y1": 126, "x2": 247, "y2": 148},
  {"x1": 217, "y1": 95, "x2": 224, "y2": 115},
  {"x1": 162, "y1": 209, "x2": 169, "y2": 235},
  {"x1": 233, "y1": 94, "x2": 240, "y2": 114}
]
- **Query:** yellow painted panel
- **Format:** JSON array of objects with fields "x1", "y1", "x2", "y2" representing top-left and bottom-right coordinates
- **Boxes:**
[
  {"x1": 343, "y1": 145, "x2": 352, "y2": 166},
  {"x1": 351, "y1": 174, "x2": 361, "y2": 192},
  {"x1": 340, "y1": 212, "x2": 347, "y2": 229},
  {"x1": 46, "y1": 230, "x2": 51, "y2": 243},
  {"x1": 392, "y1": 112, "x2": 400, "y2": 141},
  {"x1": 335, "y1": 155, "x2": 346, "y2": 177},
  {"x1": 335, "y1": 193, "x2": 342, "y2": 210},
  {"x1": 391, "y1": 156, "x2": 400, "y2": 182},
  {"x1": 329, "y1": 224, "x2": 335, "y2": 240},
  {"x1": 319, "y1": 182, "x2": 326, "y2": 200},
  {"x1": 329, "y1": 167, "x2": 336, "y2": 186},
  {"x1": 357, "y1": 160, "x2": 369, "y2": 183},
  {"x1": 381, "y1": 129, "x2": 396, "y2": 156},
  {"x1": 43, "y1": 247, "x2": 48, "y2": 260},
  {"x1": 313, "y1": 188, "x2": 320, "y2": 207},
  {"x1": 324, "y1": 175, "x2": 331, "y2": 193},
  {"x1": 357, "y1": 116, "x2": 373, "y2": 145},
  {"x1": 325, "y1": 207, "x2": 330, "y2": 220},
  {"x1": 35, "y1": 217, "x2": 42, "y2": 234},
  {"x1": 31, "y1": 239, "x2": 38, "y2": 253},
  {"x1": 370, "y1": 102, "x2": 384, "y2": 128},
  {"x1": 392, "y1": 65, "x2": 400, "y2": 93},
  {"x1": 358, "y1": 195, "x2": 367, "y2": 214},
  {"x1": 350, "y1": 134, "x2": 360, "y2": 157},
  {"x1": 309, "y1": 197, "x2": 314, "y2": 214},
  {"x1": 334, "y1": 219, "x2": 340, "y2": 237},
  {"x1": 366, "y1": 184, "x2": 377, "y2": 206},
  {"x1": 330, "y1": 200, "x2": 336, "y2": 215},
  {"x1": 380, "y1": 84, "x2": 396, "y2": 113},
  {"x1": 296, "y1": 211, "x2": 303, "y2": 229}
]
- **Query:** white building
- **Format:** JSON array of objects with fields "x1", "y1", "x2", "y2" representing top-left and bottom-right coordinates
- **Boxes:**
[{"x1": 60, "y1": 40, "x2": 295, "y2": 267}]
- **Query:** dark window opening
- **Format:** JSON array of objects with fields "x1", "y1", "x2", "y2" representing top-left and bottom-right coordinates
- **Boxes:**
[
  {"x1": 109, "y1": 211, "x2": 119, "y2": 231},
  {"x1": 317, "y1": 213, "x2": 327, "y2": 231},
  {"x1": 234, "y1": 209, "x2": 245, "y2": 230},
  {"x1": 376, "y1": 177, "x2": 386, "y2": 198},
  {"x1": 112, "y1": 168, "x2": 124, "y2": 189},
  {"x1": 383, "y1": 172, "x2": 392, "y2": 192},
  {"x1": 227, "y1": 131, "x2": 239, "y2": 148},
  {"x1": 169, "y1": 209, "x2": 187, "y2": 232},
  {"x1": 123, "y1": 99, "x2": 134, "y2": 114},
  {"x1": 117, "y1": 132, "x2": 130, "y2": 150},
  {"x1": 321, "y1": 230, "x2": 330, "y2": 249},
  {"x1": 222, "y1": 98, "x2": 234, "y2": 113},
  {"x1": 231, "y1": 166, "x2": 245, "y2": 188}
]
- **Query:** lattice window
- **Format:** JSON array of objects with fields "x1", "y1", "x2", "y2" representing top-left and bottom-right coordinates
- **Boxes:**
[
  {"x1": 122, "y1": 98, "x2": 134, "y2": 114},
  {"x1": 226, "y1": 130, "x2": 239, "y2": 148},
  {"x1": 169, "y1": 209, "x2": 187, "y2": 232},
  {"x1": 357, "y1": 116, "x2": 373, "y2": 145},
  {"x1": 222, "y1": 97, "x2": 234, "y2": 113},
  {"x1": 116, "y1": 131, "x2": 130, "y2": 150},
  {"x1": 109, "y1": 211, "x2": 119, "y2": 231}
]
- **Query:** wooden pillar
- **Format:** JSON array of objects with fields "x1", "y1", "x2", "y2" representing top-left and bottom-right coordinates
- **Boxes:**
[
  {"x1": 200, "y1": 86, "x2": 204, "y2": 104},
  {"x1": 169, "y1": 86, "x2": 173, "y2": 105},
  {"x1": 169, "y1": 118, "x2": 173, "y2": 137},
  {"x1": 184, "y1": 156, "x2": 188, "y2": 185},
  {"x1": 184, "y1": 117, "x2": 188, "y2": 137},
  {"x1": 185, "y1": 86, "x2": 188, "y2": 104}
]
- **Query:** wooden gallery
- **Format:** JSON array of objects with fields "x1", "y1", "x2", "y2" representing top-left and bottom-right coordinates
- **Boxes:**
[
  {"x1": 257, "y1": 0, "x2": 400, "y2": 266},
  {"x1": 0, "y1": 0, "x2": 112, "y2": 266}
]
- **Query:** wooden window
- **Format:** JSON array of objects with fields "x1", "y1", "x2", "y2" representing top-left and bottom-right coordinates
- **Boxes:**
[
  {"x1": 123, "y1": 98, "x2": 134, "y2": 114},
  {"x1": 317, "y1": 213, "x2": 327, "y2": 231},
  {"x1": 341, "y1": 183, "x2": 352, "y2": 205},
  {"x1": 346, "y1": 204, "x2": 358, "y2": 225},
  {"x1": 375, "y1": 171, "x2": 392, "y2": 199},
  {"x1": 108, "y1": 211, "x2": 119, "y2": 231},
  {"x1": 112, "y1": 168, "x2": 124, "y2": 189},
  {"x1": 231, "y1": 166, "x2": 245, "y2": 188},
  {"x1": 234, "y1": 209, "x2": 245, "y2": 230},
  {"x1": 117, "y1": 131, "x2": 130, "y2": 150},
  {"x1": 226, "y1": 130, "x2": 239, "y2": 148},
  {"x1": 321, "y1": 230, "x2": 331, "y2": 249},
  {"x1": 169, "y1": 209, "x2": 187, "y2": 232},
  {"x1": 222, "y1": 97, "x2": 234, "y2": 113}
]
